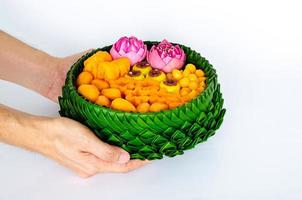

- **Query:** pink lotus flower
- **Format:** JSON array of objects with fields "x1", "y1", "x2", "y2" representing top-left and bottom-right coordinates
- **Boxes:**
[
  {"x1": 110, "y1": 36, "x2": 147, "y2": 66},
  {"x1": 147, "y1": 39, "x2": 186, "y2": 73}
]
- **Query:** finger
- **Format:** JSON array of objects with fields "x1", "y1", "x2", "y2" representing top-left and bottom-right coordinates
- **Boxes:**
[
  {"x1": 85, "y1": 133, "x2": 130, "y2": 164},
  {"x1": 79, "y1": 153, "x2": 150, "y2": 174},
  {"x1": 99, "y1": 159, "x2": 151, "y2": 173}
]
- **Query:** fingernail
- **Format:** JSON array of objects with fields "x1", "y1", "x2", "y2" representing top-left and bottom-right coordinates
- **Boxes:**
[{"x1": 118, "y1": 152, "x2": 130, "y2": 163}]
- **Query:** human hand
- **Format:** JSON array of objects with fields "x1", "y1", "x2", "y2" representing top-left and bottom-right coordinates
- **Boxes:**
[
  {"x1": 37, "y1": 116, "x2": 149, "y2": 177},
  {"x1": 45, "y1": 50, "x2": 92, "y2": 102},
  {"x1": 0, "y1": 105, "x2": 150, "y2": 177}
]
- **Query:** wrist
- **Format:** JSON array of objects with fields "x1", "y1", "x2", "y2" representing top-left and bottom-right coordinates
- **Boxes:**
[
  {"x1": 23, "y1": 115, "x2": 55, "y2": 154},
  {"x1": 38, "y1": 55, "x2": 68, "y2": 102},
  {"x1": 32, "y1": 53, "x2": 61, "y2": 97},
  {"x1": 0, "y1": 105, "x2": 54, "y2": 154}
]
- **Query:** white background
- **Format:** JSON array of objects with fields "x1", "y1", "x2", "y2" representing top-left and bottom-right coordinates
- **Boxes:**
[{"x1": 1, "y1": 0, "x2": 302, "y2": 199}]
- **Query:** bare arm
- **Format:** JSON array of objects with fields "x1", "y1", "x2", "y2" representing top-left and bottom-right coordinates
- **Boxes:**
[
  {"x1": 0, "y1": 30, "x2": 60, "y2": 100},
  {"x1": 0, "y1": 31, "x2": 149, "y2": 177}
]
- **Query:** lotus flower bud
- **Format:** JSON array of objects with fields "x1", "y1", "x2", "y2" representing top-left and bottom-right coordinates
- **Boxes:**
[
  {"x1": 110, "y1": 36, "x2": 147, "y2": 66},
  {"x1": 147, "y1": 39, "x2": 186, "y2": 73}
]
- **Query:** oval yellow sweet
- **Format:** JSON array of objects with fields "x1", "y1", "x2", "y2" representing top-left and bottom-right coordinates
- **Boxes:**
[
  {"x1": 102, "y1": 88, "x2": 121, "y2": 100},
  {"x1": 91, "y1": 79, "x2": 109, "y2": 90},
  {"x1": 149, "y1": 102, "x2": 168, "y2": 112},
  {"x1": 94, "y1": 51, "x2": 112, "y2": 62},
  {"x1": 137, "y1": 102, "x2": 150, "y2": 113},
  {"x1": 76, "y1": 71, "x2": 93, "y2": 86},
  {"x1": 95, "y1": 95, "x2": 110, "y2": 107},
  {"x1": 111, "y1": 98, "x2": 136, "y2": 112},
  {"x1": 78, "y1": 84, "x2": 100, "y2": 102},
  {"x1": 113, "y1": 57, "x2": 131, "y2": 77},
  {"x1": 83, "y1": 51, "x2": 112, "y2": 72}
]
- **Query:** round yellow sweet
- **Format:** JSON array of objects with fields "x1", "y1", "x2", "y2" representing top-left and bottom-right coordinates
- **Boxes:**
[
  {"x1": 199, "y1": 81, "x2": 206, "y2": 87},
  {"x1": 179, "y1": 77, "x2": 190, "y2": 87},
  {"x1": 172, "y1": 69, "x2": 183, "y2": 80},
  {"x1": 188, "y1": 74, "x2": 198, "y2": 82},
  {"x1": 185, "y1": 64, "x2": 196, "y2": 73},
  {"x1": 188, "y1": 81, "x2": 198, "y2": 90},
  {"x1": 197, "y1": 85, "x2": 205, "y2": 93},
  {"x1": 183, "y1": 68, "x2": 191, "y2": 77},
  {"x1": 198, "y1": 77, "x2": 206, "y2": 82},
  {"x1": 188, "y1": 90, "x2": 198, "y2": 99},
  {"x1": 180, "y1": 87, "x2": 191, "y2": 96},
  {"x1": 195, "y1": 69, "x2": 205, "y2": 77}
]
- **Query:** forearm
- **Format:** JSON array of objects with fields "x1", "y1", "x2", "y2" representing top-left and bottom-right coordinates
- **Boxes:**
[
  {"x1": 0, "y1": 30, "x2": 59, "y2": 98},
  {"x1": 0, "y1": 104, "x2": 50, "y2": 153}
]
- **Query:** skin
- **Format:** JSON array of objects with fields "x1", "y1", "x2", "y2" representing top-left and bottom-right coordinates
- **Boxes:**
[{"x1": 0, "y1": 30, "x2": 150, "y2": 178}]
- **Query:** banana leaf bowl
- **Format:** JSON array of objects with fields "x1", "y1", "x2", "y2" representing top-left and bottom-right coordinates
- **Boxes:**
[{"x1": 58, "y1": 41, "x2": 226, "y2": 160}]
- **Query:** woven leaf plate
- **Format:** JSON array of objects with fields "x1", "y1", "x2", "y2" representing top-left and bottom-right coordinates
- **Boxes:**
[{"x1": 59, "y1": 41, "x2": 226, "y2": 160}]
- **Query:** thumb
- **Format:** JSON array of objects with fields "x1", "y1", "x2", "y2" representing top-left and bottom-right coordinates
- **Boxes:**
[{"x1": 86, "y1": 134, "x2": 130, "y2": 164}]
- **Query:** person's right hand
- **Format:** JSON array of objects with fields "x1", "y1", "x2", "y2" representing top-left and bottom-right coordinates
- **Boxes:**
[
  {"x1": 37, "y1": 117, "x2": 150, "y2": 178},
  {"x1": 1, "y1": 105, "x2": 149, "y2": 178}
]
